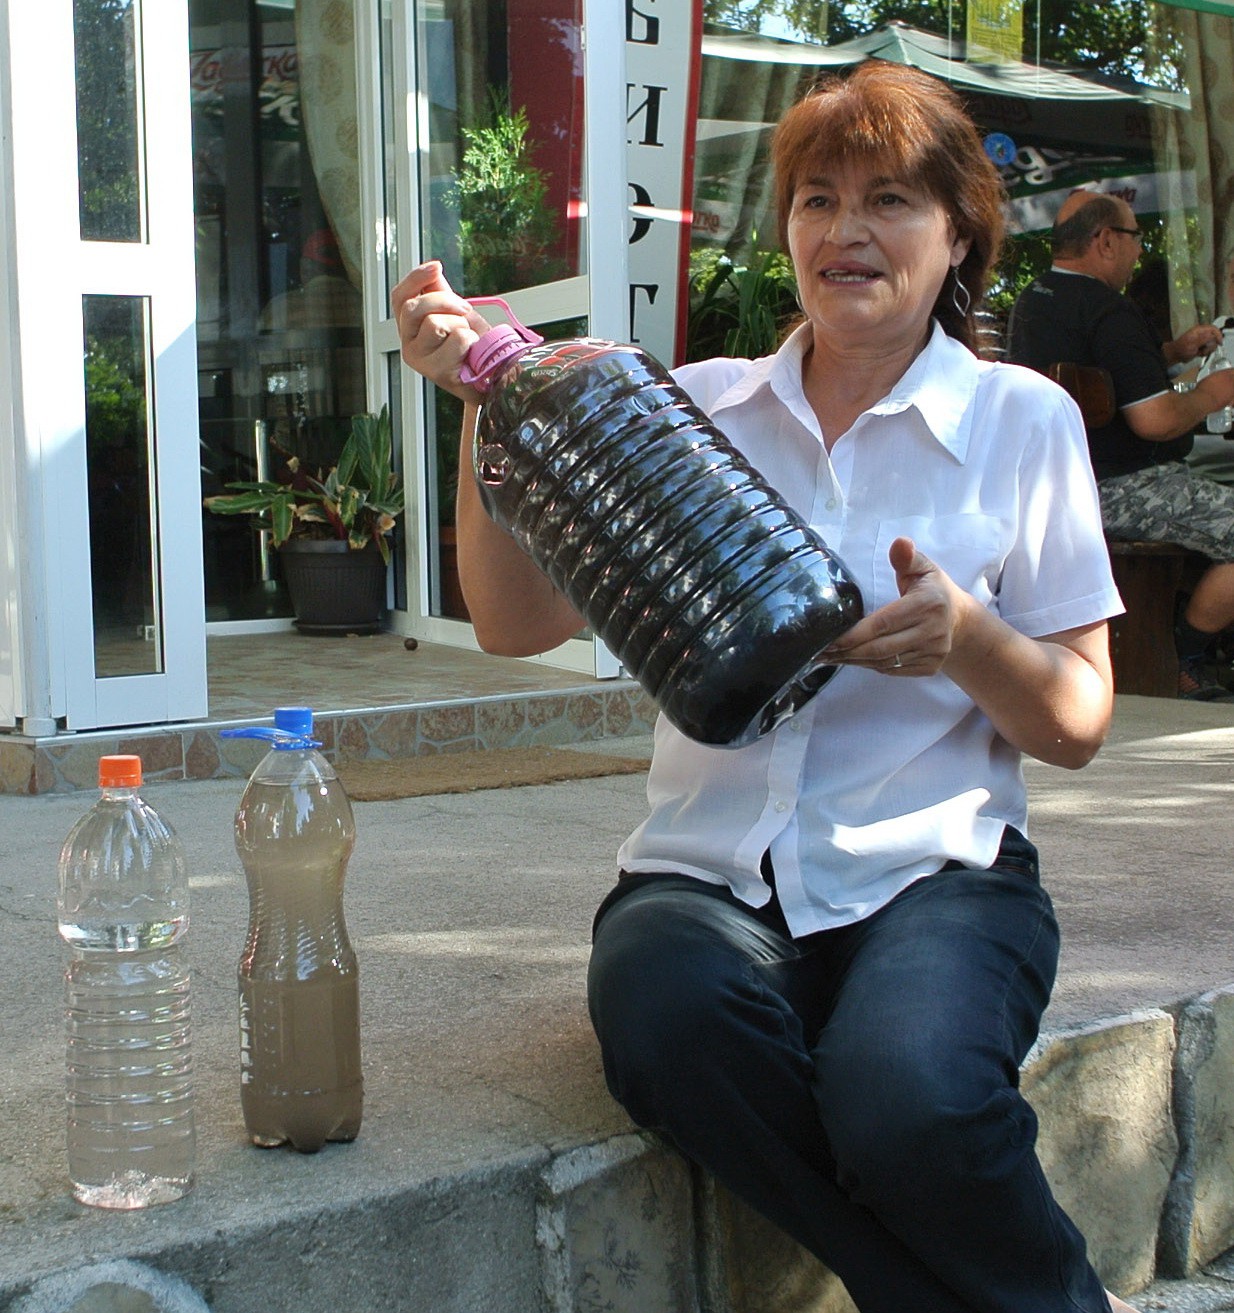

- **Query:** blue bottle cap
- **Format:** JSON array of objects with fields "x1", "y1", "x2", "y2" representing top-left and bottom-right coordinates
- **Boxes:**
[
  {"x1": 218, "y1": 706, "x2": 322, "y2": 750},
  {"x1": 274, "y1": 707, "x2": 314, "y2": 736}
]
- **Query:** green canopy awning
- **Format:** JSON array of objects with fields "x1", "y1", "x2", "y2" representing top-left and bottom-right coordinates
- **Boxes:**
[
  {"x1": 1154, "y1": 0, "x2": 1234, "y2": 14},
  {"x1": 701, "y1": 21, "x2": 1190, "y2": 111}
]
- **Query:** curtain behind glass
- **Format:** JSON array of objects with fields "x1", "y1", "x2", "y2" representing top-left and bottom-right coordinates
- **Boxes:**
[
  {"x1": 1149, "y1": 5, "x2": 1234, "y2": 328},
  {"x1": 295, "y1": 0, "x2": 363, "y2": 284}
]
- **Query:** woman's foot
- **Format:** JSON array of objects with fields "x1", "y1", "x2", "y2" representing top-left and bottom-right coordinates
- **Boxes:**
[{"x1": 1106, "y1": 1291, "x2": 1142, "y2": 1313}]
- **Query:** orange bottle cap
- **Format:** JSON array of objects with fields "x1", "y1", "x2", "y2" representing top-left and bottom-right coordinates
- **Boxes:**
[{"x1": 98, "y1": 755, "x2": 142, "y2": 788}]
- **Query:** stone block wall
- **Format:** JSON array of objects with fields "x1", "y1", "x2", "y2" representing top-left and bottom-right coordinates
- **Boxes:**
[{"x1": 12, "y1": 1002, "x2": 1234, "y2": 1312}]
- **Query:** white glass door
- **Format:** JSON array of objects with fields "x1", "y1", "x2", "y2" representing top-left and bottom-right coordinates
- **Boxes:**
[
  {"x1": 363, "y1": 0, "x2": 626, "y2": 677},
  {"x1": 6, "y1": 0, "x2": 206, "y2": 731}
]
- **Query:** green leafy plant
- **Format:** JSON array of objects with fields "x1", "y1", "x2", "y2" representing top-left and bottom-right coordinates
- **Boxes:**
[
  {"x1": 686, "y1": 247, "x2": 800, "y2": 362},
  {"x1": 204, "y1": 406, "x2": 404, "y2": 565},
  {"x1": 444, "y1": 93, "x2": 562, "y2": 294}
]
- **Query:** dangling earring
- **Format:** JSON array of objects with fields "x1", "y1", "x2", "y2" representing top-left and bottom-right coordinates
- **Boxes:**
[{"x1": 951, "y1": 268, "x2": 971, "y2": 319}]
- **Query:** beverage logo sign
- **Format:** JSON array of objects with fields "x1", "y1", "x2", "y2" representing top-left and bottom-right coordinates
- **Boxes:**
[{"x1": 966, "y1": 0, "x2": 1023, "y2": 63}]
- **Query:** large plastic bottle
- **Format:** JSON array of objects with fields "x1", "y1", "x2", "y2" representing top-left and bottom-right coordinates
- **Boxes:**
[
  {"x1": 56, "y1": 754, "x2": 195, "y2": 1208},
  {"x1": 222, "y1": 707, "x2": 362, "y2": 1152},
  {"x1": 458, "y1": 299, "x2": 864, "y2": 748}
]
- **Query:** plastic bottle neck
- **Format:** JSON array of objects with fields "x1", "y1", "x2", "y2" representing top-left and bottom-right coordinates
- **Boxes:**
[
  {"x1": 98, "y1": 786, "x2": 139, "y2": 803},
  {"x1": 251, "y1": 744, "x2": 337, "y2": 787},
  {"x1": 457, "y1": 297, "x2": 544, "y2": 394}
]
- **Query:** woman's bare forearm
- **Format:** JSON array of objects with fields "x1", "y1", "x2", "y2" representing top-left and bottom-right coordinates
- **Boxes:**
[{"x1": 454, "y1": 404, "x2": 585, "y2": 655}]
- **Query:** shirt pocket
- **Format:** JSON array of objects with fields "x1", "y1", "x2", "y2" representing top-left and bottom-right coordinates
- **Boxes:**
[{"x1": 870, "y1": 513, "x2": 1005, "y2": 611}]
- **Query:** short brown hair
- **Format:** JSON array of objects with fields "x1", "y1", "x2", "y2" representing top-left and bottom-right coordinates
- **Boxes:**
[
  {"x1": 771, "y1": 60, "x2": 1005, "y2": 349},
  {"x1": 1052, "y1": 195, "x2": 1124, "y2": 257}
]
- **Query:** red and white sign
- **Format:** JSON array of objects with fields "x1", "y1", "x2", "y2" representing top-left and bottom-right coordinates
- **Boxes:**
[{"x1": 625, "y1": 0, "x2": 703, "y2": 367}]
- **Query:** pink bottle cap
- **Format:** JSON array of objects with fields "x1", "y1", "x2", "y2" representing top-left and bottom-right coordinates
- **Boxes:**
[{"x1": 458, "y1": 297, "x2": 544, "y2": 393}]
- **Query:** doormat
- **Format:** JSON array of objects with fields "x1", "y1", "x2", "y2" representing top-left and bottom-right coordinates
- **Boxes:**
[{"x1": 335, "y1": 745, "x2": 649, "y2": 802}]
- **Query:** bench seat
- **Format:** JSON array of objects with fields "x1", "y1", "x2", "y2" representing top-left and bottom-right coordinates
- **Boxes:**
[{"x1": 1106, "y1": 540, "x2": 1207, "y2": 697}]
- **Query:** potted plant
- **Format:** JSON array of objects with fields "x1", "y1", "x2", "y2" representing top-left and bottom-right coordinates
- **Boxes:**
[{"x1": 204, "y1": 406, "x2": 404, "y2": 635}]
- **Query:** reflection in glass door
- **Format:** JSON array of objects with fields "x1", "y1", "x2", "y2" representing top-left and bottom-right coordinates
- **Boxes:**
[
  {"x1": 412, "y1": 0, "x2": 587, "y2": 618},
  {"x1": 83, "y1": 295, "x2": 161, "y2": 677},
  {"x1": 191, "y1": 0, "x2": 375, "y2": 625}
]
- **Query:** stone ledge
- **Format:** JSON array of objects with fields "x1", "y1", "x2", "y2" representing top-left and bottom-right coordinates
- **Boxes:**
[
  {"x1": 1160, "y1": 984, "x2": 1234, "y2": 1276},
  {"x1": 5, "y1": 1002, "x2": 1231, "y2": 1313},
  {"x1": 1025, "y1": 1009, "x2": 1178, "y2": 1293},
  {"x1": 0, "y1": 685, "x2": 658, "y2": 795}
]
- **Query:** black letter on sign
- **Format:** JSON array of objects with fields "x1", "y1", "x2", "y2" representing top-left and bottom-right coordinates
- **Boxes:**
[
  {"x1": 629, "y1": 182, "x2": 654, "y2": 244},
  {"x1": 627, "y1": 84, "x2": 666, "y2": 147},
  {"x1": 627, "y1": 0, "x2": 660, "y2": 44},
  {"x1": 629, "y1": 283, "x2": 659, "y2": 343}
]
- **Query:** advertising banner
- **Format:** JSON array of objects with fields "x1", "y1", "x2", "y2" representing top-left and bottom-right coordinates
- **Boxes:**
[{"x1": 966, "y1": 0, "x2": 1023, "y2": 63}]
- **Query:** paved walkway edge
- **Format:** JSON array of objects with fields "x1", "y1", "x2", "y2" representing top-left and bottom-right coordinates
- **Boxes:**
[{"x1": 5, "y1": 994, "x2": 1234, "y2": 1313}]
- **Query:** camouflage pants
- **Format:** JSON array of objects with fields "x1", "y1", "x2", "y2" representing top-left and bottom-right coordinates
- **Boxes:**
[{"x1": 1099, "y1": 462, "x2": 1234, "y2": 563}]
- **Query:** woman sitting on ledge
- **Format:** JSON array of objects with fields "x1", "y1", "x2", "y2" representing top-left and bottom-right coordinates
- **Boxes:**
[{"x1": 393, "y1": 60, "x2": 1136, "y2": 1313}]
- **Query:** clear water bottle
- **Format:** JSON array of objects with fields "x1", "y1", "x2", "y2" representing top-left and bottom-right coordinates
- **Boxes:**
[
  {"x1": 1198, "y1": 337, "x2": 1234, "y2": 434},
  {"x1": 458, "y1": 299, "x2": 864, "y2": 748},
  {"x1": 221, "y1": 708, "x2": 362, "y2": 1153},
  {"x1": 56, "y1": 754, "x2": 195, "y2": 1208}
]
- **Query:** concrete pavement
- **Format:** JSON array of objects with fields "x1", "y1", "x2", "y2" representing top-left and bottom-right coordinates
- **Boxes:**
[{"x1": 3, "y1": 693, "x2": 1234, "y2": 1311}]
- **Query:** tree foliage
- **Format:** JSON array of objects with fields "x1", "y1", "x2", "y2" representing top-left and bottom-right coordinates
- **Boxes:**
[
  {"x1": 702, "y1": 0, "x2": 1170, "y2": 84},
  {"x1": 74, "y1": 0, "x2": 140, "y2": 239},
  {"x1": 443, "y1": 94, "x2": 562, "y2": 296}
]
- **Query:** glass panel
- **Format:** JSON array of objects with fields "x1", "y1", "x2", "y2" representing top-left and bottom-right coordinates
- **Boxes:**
[
  {"x1": 385, "y1": 352, "x2": 407, "y2": 613},
  {"x1": 417, "y1": 0, "x2": 586, "y2": 299},
  {"x1": 688, "y1": 2, "x2": 1231, "y2": 367},
  {"x1": 425, "y1": 314, "x2": 585, "y2": 621},
  {"x1": 415, "y1": 0, "x2": 585, "y2": 619},
  {"x1": 83, "y1": 294, "x2": 161, "y2": 677},
  {"x1": 75, "y1": 0, "x2": 145, "y2": 241},
  {"x1": 192, "y1": 0, "x2": 366, "y2": 623},
  {"x1": 379, "y1": 0, "x2": 400, "y2": 304}
]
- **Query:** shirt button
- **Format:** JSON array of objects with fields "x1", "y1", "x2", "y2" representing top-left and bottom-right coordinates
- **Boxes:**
[
  {"x1": 774, "y1": 801, "x2": 788, "y2": 813},
  {"x1": 825, "y1": 497, "x2": 837, "y2": 511}
]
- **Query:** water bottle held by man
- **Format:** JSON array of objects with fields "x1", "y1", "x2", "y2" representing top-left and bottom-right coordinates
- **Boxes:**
[
  {"x1": 1199, "y1": 331, "x2": 1234, "y2": 435},
  {"x1": 57, "y1": 754, "x2": 195, "y2": 1208}
]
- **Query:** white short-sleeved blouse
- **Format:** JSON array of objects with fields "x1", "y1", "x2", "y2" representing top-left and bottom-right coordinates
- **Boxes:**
[{"x1": 616, "y1": 321, "x2": 1124, "y2": 938}]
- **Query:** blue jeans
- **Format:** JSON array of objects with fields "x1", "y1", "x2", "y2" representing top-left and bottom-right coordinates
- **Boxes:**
[{"x1": 587, "y1": 830, "x2": 1110, "y2": 1313}]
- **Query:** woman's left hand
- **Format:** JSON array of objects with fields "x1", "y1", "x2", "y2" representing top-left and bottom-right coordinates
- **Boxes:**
[
  {"x1": 820, "y1": 534, "x2": 1113, "y2": 767},
  {"x1": 820, "y1": 536, "x2": 962, "y2": 676}
]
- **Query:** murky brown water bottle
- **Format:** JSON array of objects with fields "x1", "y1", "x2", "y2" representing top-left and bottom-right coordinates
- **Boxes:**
[
  {"x1": 460, "y1": 301, "x2": 864, "y2": 748},
  {"x1": 223, "y1": 708, "x2": 362, "y2": 1152}
]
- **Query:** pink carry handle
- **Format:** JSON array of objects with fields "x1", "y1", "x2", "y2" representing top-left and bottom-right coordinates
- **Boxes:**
[{"x1": 458, "y1": 296, "x2": 544, "y2": 393}]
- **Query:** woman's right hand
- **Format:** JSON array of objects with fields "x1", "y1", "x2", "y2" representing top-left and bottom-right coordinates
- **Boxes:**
[{"x1": 391, "y1": 260, "x2": 492, "y2": 405}]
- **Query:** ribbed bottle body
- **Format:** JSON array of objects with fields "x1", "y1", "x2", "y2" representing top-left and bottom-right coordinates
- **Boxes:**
[
  {"x1": 234, "y1": 752, "x2": 362, "y2": 1152},
  {"x1": 64, "y1": 947, "x2": 195, "y2": 1207},
  {"x1": 57, "y1": 779, "x2": 195, "y2": 1209},
  {"x1": 474, "y1": 338, "x2": 863, "y2": 746}
]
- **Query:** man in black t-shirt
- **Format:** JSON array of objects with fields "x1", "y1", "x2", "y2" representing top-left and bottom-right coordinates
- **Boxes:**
[{"x1": 1008, "y1": 191, "x2": 1234, "y2": 699}]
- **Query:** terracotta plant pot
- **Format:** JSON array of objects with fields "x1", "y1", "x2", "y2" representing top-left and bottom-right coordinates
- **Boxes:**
[{"x1": 278, "y1": 538, "x2": 387, "y2": 636}]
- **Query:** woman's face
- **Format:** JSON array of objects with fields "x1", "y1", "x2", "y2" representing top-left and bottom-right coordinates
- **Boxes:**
[{"x1": 786, "y1": 157, "x2": 970, "y2": 352}]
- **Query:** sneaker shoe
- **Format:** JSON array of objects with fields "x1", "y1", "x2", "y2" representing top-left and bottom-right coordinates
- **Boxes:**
[{"x1": 1178, "y1": 654, "x2": 1227, "y2": 700}]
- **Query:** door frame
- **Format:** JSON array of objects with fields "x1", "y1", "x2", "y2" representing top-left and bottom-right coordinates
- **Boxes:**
[
  {"x1": 357, "y1": 0, "x2": 627, "y2": 679},
  {"x1": 3, "y1": 0, "x2": 206, "y2": 733}
]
